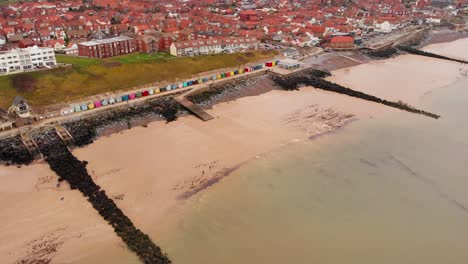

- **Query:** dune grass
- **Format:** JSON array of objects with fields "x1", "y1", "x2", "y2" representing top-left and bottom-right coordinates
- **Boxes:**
[{"x1": 0, "y1": 50, "x2": 278, "y2": 110}]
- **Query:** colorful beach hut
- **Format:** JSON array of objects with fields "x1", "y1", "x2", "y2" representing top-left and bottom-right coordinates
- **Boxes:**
[
  {"x1": 155, "y1": 87, "x2": 161, "y2": 93},
  {"x1": 109, "y1": 98, "x2": 116, "y2": 104},
  {"x1": 148, "y1": 89, "x2": 154, "y2": 95},
  {"x1": 142, "y1": 90, "x2": 149, "y2": 97},
  {"x1": 129, "y1": 93, "x2": 136, "y2": 100},
  {"x1": 60, "y1": 107, "x2": 74, "y2": 116},
  {"x1": 88, "y1": 103, "x2": 95, "y2": 110},
  {"x1": 74, "y1": 105, "x2": 81, "y2": 112},
  {"x1": 178, "y1": 83, "x2": 184, "y2": 88},
  {"x1": 101, "y1": 99, "x2": 109, "y2": 106},
  {"x1": 122, "y1": 95, "x2": 130, "y2": 101}
]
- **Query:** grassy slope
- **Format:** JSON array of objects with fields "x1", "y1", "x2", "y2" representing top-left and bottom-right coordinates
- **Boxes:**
[{"x1": 0, "y1": 51, "x2": 277, "y2": 109}]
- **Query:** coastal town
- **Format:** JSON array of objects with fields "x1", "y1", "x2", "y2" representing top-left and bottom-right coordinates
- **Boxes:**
[
  {"x1": 0, "y1": 1, "x2": 468, "y2": 263},
  {"x1": 0, "y1": 0, "x2": 466, "y2": 60}
]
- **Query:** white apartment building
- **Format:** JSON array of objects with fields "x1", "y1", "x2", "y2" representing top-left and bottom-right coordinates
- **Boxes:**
[
  {"x1": 170, "y1": 37, "x2": 259, "y2": 57},
  {"x1": 0, "y1": 46, "x2": 57, "y2": 74}
]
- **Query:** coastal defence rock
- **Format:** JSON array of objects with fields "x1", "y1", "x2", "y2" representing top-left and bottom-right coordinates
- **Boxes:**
[
  {"x1": 270, "y1": 69, "x2": 440, "y2": 119},
  {"x1": 0, "y1": 135, "x2": 33, "y2": 165},
  {"x1": 65, "y1": 97, "x2": 182, "y2": 147},
  {"x1": 34, "y1": 131, "x2": 171, "y2": 264},
  {"x1": 365, "y1": 47, "x2": 399, "y2": 59},
  {"x1": 397, "y1": 46, "x2": 468, "y2": 64}
]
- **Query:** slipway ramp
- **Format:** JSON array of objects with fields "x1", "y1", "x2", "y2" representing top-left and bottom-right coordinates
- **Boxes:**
[{"x1": 174, "y1": 97, "x2": 214, "y2": 121}]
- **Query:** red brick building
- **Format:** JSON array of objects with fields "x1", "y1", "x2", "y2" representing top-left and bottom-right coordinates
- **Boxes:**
[
  {"x1": 329, "y1": 36, "x2": 354, "y2": 49},
  {"x1": 77, "y1": 36, "x2": 136, "y2": 58},
  {"x1": 136, "y1": 35, "x2": 159, "y2": 53}
]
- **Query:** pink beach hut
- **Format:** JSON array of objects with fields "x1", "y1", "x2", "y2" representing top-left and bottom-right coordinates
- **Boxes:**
[{"x1": 94, "y1": 101, "x2": 102, "y2": 108}]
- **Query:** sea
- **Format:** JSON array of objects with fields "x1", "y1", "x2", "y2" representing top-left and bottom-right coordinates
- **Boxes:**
[{"x1": 159, "y1": 75, "x2": 468, "y2": 263}]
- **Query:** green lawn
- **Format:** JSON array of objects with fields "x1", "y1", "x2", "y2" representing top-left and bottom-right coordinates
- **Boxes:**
[
  {"x1": 56, "y1": 55, "x2": 102, "y2": 71},
  {"x1": 0, "y1": 50, "x2": 278, "y2": 111},
  {"x1": 111, "y1": 52, "x2": 174, "y2": 64}
]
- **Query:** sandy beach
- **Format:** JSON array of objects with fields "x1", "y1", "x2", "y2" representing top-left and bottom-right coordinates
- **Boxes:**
[{"x1": 0, "y1": 37, "x2": 467, "y2": 263}]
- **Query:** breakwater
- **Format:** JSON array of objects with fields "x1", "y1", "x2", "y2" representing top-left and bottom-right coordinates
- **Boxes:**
[
  {"x1": 270, "y1": 69, "x2": 440, "y2": 119},
  {"x1": 398, "y1": 46, "x2": 468, "y2": 64},
  {"x1": 33, "y1": 131, "x2": 171, "y2": 264}
]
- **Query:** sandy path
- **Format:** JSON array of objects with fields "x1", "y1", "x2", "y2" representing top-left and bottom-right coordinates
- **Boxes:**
[{"x1": 0, "y1": 37, "x2": 466, "y2": 263}]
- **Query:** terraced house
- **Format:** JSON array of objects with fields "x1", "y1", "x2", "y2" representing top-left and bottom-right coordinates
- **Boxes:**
[
  {"x1": 170, "y1": 37, "x2": 259, "y2": 57},
  {"x1": 0, "y1": 46, "x2": 56, "y2": 75}
]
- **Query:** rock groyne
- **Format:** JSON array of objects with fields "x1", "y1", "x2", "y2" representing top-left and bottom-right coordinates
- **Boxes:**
[
  {"x1": 271, "y1": 69, "x2": 440, "y2": 119},
  {"x1": 398, "y1": 46, "x2": 468, "y2": 64},
  {"x1": 34, "y1": 131, "x2": 171, "y2": 264}
]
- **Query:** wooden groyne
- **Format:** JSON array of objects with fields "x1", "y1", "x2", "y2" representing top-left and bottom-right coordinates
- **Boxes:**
[
  {"x1": 397, "y1": 46, "x2": 468, "y2": 64},
  {"x1": 270, "y1": 69, "x2": 440, "y2": 119}
]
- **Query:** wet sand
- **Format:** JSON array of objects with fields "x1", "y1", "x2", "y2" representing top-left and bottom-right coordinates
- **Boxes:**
[{"x1": 0, "y1": 38, "x2": 467, "y2": 263}]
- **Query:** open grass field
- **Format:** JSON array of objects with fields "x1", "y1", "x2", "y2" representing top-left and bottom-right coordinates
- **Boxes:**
[{"x1": 0, "y1": 50, "x2": 278, "y2": 110}]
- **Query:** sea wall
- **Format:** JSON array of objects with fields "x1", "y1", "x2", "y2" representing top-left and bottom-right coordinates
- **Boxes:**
[{"x1": 65, "y1": 97, "x2": 182, "y2": 147}]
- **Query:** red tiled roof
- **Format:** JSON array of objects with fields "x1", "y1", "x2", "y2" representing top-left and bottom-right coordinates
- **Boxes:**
[{"x1": 330, "y1": 36, "x2": 354, "y2": 43}]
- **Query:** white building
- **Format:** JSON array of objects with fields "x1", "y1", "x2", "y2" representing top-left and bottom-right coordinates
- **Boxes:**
[
  {"x1": 0, "y1": 46, "x2": 56, "y2": 74},
  {"x1": 170, "y1": 37, "x2": 259, "y2": 57}
]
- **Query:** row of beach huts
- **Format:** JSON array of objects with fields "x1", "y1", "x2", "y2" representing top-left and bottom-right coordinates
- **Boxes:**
[{"x1": 59, "y1": 61, "x2": 280, "y2": 116}]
